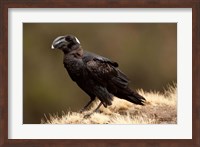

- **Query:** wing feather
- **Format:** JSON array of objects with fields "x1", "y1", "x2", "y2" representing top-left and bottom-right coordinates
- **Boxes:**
[{"x1": 84, "y1": 55, "x2": 129, "y2": 89}]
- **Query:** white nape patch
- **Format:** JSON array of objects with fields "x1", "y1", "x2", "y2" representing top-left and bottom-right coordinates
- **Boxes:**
[{"x1": 75, "y1": 37, "x2": 80, "y2": 44}]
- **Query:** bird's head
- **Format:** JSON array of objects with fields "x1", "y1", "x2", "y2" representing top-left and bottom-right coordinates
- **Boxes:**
[{"x1": 51, "y1": 35, "x2": 81, "y2": 53}]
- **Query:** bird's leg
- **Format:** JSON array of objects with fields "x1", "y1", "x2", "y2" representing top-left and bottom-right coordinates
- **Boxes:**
[
  {"x1": 79, "y1": 97, "x2": 95, "y2": 113},
  {"x1": 83, "y1": 102, "x2": 102, "y2": 118},
  {"x1": 93, "y1": 102, "x2": 103, "y2": 113}
]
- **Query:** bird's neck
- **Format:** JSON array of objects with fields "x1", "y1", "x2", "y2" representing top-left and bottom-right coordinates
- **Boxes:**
[{"x1": 63, "y1": 46, "x2": 83, "y2": 58}]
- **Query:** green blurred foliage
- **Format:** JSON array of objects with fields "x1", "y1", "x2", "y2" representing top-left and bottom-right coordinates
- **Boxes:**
[{"x1": 23, "y1": 23, "x2": 177, "y2": 124}]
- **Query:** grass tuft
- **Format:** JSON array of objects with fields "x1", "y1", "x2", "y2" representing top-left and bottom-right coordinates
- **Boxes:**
[{"x1": 41, "y1": 84, "x2": 177, "y2": 124}]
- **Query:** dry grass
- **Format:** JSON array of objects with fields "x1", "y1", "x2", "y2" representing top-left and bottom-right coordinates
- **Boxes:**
[{"x1": 41, "y1": 84, "x2": 177, "y2": 124}]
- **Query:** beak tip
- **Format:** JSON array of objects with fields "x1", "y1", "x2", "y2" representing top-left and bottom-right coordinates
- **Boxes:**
[{"x1": 51, "y1": 45, "x2": 55, "y2": 49}]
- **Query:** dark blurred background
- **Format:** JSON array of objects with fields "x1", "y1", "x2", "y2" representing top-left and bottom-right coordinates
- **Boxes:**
[{"x1": 23, "y1": 23, "x2": 177, "y2": 124}]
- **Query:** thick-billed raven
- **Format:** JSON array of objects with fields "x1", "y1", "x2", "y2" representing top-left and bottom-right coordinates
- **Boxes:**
[{"x1": 51, "y1": 35, "x2": 145, "y2": 113}]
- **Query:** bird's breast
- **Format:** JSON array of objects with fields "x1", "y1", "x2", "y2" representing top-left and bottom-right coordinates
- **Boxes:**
[{"x1": 64, "y1": 58, "x2": 87, "y2": 79}]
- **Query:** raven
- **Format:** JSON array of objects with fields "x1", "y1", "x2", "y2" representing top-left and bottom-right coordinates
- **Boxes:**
[{"x1": 51, "y1": 35, "x2": 145, "y2": 113}]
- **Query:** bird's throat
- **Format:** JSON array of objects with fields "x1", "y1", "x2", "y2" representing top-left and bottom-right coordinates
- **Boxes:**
[{"x1": 64, "y1": 47, "x2": 83, "y2": 58}]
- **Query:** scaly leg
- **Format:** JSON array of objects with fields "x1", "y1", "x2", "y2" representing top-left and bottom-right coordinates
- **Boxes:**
[
  {"x1": 84, "y1": 102, "x2": 102, "y2": 118},
  {"x1": 93, "y1": 102, "x2": 103, "y2": 113},
  {"x1": 79, "y1": 96, "x2": 95, "y2": 113}
]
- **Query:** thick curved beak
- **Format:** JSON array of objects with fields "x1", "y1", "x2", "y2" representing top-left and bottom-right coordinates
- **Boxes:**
[{"x1": 51, "y1": 36, "x2": 65, "y2": 50}]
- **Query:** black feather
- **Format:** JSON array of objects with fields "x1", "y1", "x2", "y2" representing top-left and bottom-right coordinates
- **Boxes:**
[{"x1": 52, "y1": 35, "x2": 146, "y2": 111}]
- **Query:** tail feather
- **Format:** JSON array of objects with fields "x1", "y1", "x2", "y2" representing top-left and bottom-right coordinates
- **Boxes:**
[
  {"x1": 126, "y1": 92, "x2": 146, "y2": 105},
  {"x1": 109, "y1": 71, "x2": 146, "y2": 105}
]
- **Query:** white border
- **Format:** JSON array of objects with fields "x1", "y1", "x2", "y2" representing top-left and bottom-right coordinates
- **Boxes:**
[{"x1": 8, "y1": 8, "x2": 192, "y2": 139}]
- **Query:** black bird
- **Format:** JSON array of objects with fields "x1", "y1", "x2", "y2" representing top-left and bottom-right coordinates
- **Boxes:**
[{"x1": 51, "y1": 35, "x2": 145, "y2": 113}]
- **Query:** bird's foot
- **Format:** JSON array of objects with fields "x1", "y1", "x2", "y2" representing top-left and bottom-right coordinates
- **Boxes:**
[
  {"x1": 79, "y1": 109, "x2": 85, "y2": 113},
  {"x1": 79, "y1": 107, "x2": 88, "y2": 113},
  {"x1": 83, "y1": 109, "x2": 101, "y2": 119},
  {"x1": 83, "y1": 113, "x2": 93, "y2": 119}
]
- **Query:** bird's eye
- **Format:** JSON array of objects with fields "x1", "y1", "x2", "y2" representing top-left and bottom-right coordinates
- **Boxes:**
[{"x1": 65, "y1": 36, "x2": 72, "y2": 42}]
